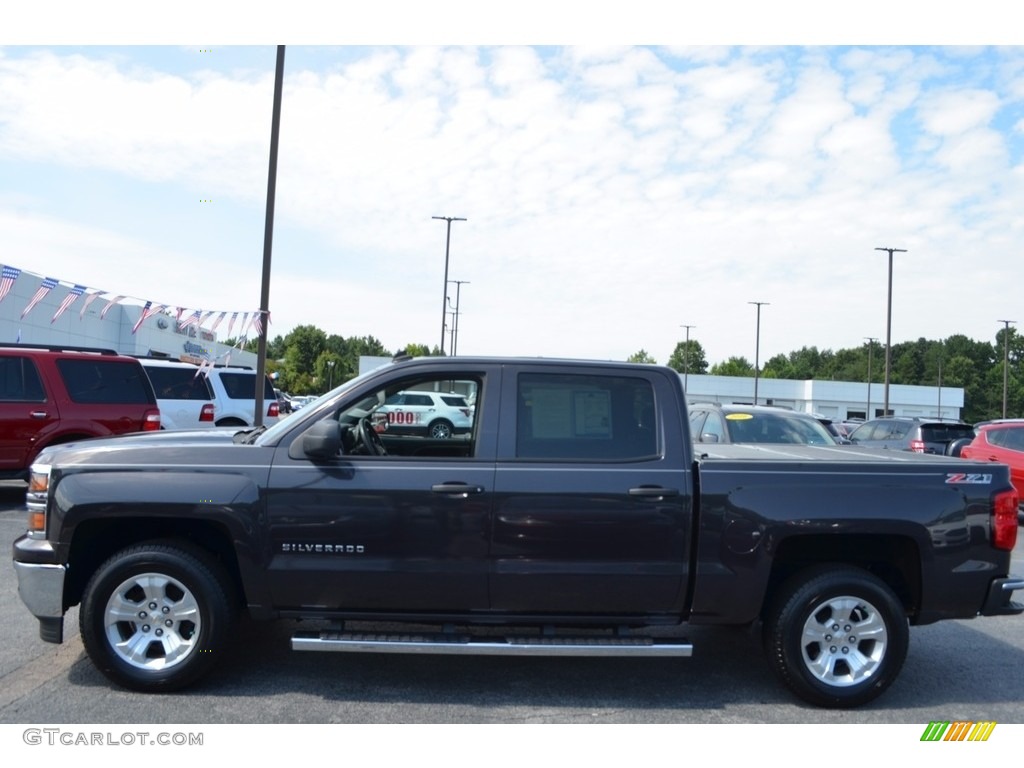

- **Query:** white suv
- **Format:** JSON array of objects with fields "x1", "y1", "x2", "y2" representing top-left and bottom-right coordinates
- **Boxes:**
[
  {"x1": 376, "y1": 390, "x2": 473, "y2": 439},
  {"x1": 139, "y1": 358, "x2": 216, "y2": 430},
  {"x1": 204, "y1": 366, "x2": 280, "y2": 427}
]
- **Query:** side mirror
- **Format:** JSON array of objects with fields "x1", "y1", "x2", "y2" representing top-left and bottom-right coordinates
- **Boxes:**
[
  {"x1": 302, "y1": 420, "x2": 342, "y2": 459},
  {"x1": 701, "y1": 433, "x2": 720, "y2": 443}
]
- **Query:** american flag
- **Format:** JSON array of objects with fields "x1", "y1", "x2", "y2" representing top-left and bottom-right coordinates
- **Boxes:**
[
  {"x1": 79, "y1": 290, "x2": 103, "y2": 319},
  {"x1": 100, "y1": 295, "x2": 125, "y2": 320},
  {"x1": 226, "y1": 311, "x2": 238, "y2": 339},
  {"x1": 179, "y1": 309, "x2": 202, "y2": 330},
  {"x1": 131, "y1": 302, "x2": 165, "y2": 334},
  {"x1": 51, "y1": 284, "x2": 86, "y2": 324},
  {"x1": 21, "y1": 277, "x2": 58, "y2": 319},
  {"x1": 0, "y1": 266, "x2": 20, "y2": 303},
  {"x1": 209, "y1": 311, "x2": 227, "y2": 333},
  {"x1": 251, "y1": 310, "x2": 265, "y2": 337}
]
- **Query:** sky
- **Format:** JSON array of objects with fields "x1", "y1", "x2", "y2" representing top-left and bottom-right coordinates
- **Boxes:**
[{"x1": 3, "y1": 4, "x2": 1024, "y2": 368}]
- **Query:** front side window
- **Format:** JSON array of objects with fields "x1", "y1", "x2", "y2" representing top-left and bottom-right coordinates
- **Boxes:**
[
  {"x1": 0, "y1": 356, "x2": 45, "y2": 402},
  {"x1": 515, "y1": 372, "x2": 656, "y2": 460}
]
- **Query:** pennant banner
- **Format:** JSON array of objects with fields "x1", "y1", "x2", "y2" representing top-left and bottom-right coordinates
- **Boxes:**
[
  {"x1": 52, "y1": 284, "x2": 86, "y2": 324},
  {"x1": 21, "y1": 277, "x2": 59, "y2": 320},
  {"x1": 0, "y1": 265, "x2": 21, "y2": 303}
]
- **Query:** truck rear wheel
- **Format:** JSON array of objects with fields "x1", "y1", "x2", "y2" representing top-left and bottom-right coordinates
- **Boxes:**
[
  {"x1": 764, "y1": 566, "x2": 908, "y2": 708},
  {"x1": 80, "y1": 541, "x2": 235, "y2": 692}
]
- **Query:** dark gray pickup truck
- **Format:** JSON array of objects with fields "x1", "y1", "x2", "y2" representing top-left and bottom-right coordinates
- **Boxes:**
[{"x1": 12, "y1": 356, "x2": 1024, "y2": 707}]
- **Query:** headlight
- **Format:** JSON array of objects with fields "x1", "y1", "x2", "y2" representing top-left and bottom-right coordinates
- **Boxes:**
[{"x1": 26, "y1": 464, "x2": 51, "y2": 538}]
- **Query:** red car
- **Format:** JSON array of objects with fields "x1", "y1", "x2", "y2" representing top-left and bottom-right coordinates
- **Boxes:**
[{"x1": 961, "y1": 420, "x2": 1024, "y2": 523}]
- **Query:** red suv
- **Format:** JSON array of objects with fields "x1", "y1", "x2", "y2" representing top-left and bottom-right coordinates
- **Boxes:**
[
  {"x1": 0, "y1": 344, "x2": 160, "y2": 479},
  {"x1": 960, "y1": 420, "x2": 1024, "y2": 523}
]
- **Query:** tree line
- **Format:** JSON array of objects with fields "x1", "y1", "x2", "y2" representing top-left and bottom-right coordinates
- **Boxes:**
[
  {"x1": 240, "y1": 325, "x2": 1022, "y2": 423},
  {"x1": 632, "y1": 329, "x2": 1022, "y2": 423}
]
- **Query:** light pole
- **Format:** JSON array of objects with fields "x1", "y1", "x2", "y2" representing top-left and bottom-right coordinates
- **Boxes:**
[
  {"x1": 433, "y1": 216, "x2": 466, "y2": 355},
  {"x1": 875, "y1": 247, "x2": 906, "y2": 416},
  {"x1": 327, "y1": 359, "x2": 335, "y2": 391},
  {"x1": 999, "y1": 319, "x2": 1016, "y2": 418},
  {"x1": 680, "y1": 324, "x2": 695, "y2": 394},
  {"x1": 864, "y1": 337, "x2": 877, "y2": 419},
  {"x1": 749, "y1": 302, "x2": 768, "y2": 405},
  {"x1": 449, "y1": 280, "x2": 469, "y2": 356}
]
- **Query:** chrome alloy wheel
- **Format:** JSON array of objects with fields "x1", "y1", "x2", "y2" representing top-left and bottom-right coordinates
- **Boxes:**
[
  {"x1": 103, "y1": 572, "x2": 202, "y2": 671},
  {"x1": 800, "y1": 595, "x2": 888, "y2": 687}
]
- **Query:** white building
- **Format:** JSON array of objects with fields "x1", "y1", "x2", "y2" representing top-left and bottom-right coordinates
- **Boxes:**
[
  {"x1": 682, "y1": 373, "x2": 962, "y2": 421},
  {"x1": 0, "y1": 272, "x2": 258, "y2": 368}
]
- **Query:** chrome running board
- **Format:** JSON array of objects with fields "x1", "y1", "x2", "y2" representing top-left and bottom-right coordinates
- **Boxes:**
[{"x1": 292, "y1": 630, "x2": 693, "y2": 657}]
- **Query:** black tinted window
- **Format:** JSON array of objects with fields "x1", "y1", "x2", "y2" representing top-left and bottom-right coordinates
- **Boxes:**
[
  {"x1": 516, "y1": 372, "x2": 656, "y2": 460},
  {"x1": 219, "y1": 372, "x2": 275, "y2": 400},
  {"x1": 145, "y1": 366, "x2": 214, "y2": 401},
  {"x1": 57, "y1": 359, "x2": 154, "y2": 404},
  {"x1": 0, "y1": 356, "x2": 45, "y2": 401},
  {"x1": 919, "y1": 424, "x2": 974, "y2": 442}
]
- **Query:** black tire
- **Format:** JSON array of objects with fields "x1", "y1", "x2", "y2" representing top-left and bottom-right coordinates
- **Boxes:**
[
  {"x1": 428, "y1": 419, "x2": 454, "y2": 439},
  {"x1": 80, "y1": 541, "x2": 235, "y2": 692},
  {"x1": 946, "y1": 437, "x2": 972, "y2": 457},
  {"x1": 763, "y1": 566, "x2": 908, "y2": 708}
]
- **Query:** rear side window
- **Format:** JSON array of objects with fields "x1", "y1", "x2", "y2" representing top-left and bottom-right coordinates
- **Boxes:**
[
  {"x1": 0, "y1": 356, "x2": 45, "y2": 402},
  {"x1": 218, "y1": 371, "x2": 275, "y2": 400},
  {"x1": 145, "y1": 366, "x2": 214, "y2": 401},
  {"x1": 516, "y1": 372, "x2": 656, "y2": 460},
  {"x1": 440, "y1": 395, "x2": 469, "y2": 407},
  {"x1": 56, "y1": 359, "x2": 154, "y2": 404}
]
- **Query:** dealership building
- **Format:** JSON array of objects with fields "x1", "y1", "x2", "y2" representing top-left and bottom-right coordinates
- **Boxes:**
[
  {"x1": 359, "y1": 356, "x2": 964, "y2": 421},
  {"x1": 0, "y1": 271, "x2": 258, "y2": 369}
]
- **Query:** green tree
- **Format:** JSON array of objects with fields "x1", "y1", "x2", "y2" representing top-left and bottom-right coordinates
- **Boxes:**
[
  {"x1": 710, "y1": 356, "x2": 754, "y2": 377},
  {"x1": 627, "y1": 349, "x2": 657, "y2": 364},
  {"x1": 667, "y1": 340, "x2": 707, "y2": 374}
]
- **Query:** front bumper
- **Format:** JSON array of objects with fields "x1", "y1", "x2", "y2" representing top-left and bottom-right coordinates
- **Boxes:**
[
  {"x1": 13, "y1": 534, "x2": 67, "y2": 643},
  {"x1": 981, "y1": 576, "x2": 1024, "y2": 616}
]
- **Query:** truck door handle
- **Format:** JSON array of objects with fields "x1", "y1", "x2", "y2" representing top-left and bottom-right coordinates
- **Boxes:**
[
  {"x1": 629, "y1": 486, "x2": 679, "y2": 499},
  {"x1": 431, "y1": 482, "x2": 484, "y2": 497},
  {"x1": 30, "y1": 411, "x2": 49, "y2": 420}
]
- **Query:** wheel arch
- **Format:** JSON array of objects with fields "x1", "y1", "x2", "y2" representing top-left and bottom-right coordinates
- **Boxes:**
[
  {"x1": 763, "y1": 533, "x2": 921, "y2": 623},
  {"x1": 64, "y1": 517, "x2": 247, "y2": 613}
]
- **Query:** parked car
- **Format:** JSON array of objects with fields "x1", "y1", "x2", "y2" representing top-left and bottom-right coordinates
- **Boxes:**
[
  {"x1": 0, "y1": 343, "x2": 159, "y2": 479},
  {"x1": 960, "y1": 421, "x2": 1024, "y2": 524},
  {"x1": 689, "y1": 403, "x2": 840, "y2": 445},
  {"x1": 848, "y1": 417, "x2": 975, "y2": 455},
  {"x1": 203, "y1": 365, "x2": 280, "y2": 427},
  {"x1": 375, "y1": 388, "x2": 474, "y2": 439},
  {"x1": 138, "y1": 358, "x2": 216, "y2": 430}
]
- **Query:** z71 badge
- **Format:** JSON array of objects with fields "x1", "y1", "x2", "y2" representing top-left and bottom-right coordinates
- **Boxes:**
[{"x1": 945, "y1": 473, "x2": 993, "y2": 484}]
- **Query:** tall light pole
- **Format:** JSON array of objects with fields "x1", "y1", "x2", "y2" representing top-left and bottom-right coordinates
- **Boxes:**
[
  {"x1": 433, "y1": 216, "x2": 466, "y2": 355},
  {"x1": 680, "y1": 324, "x2": 695, "y2": 394},
  {"x1": 875, "y1": 247, "x2": 906, "y2": 416},
  {"x1": 327, "y1": 359, "x2": 335, "y2": 391},
  {"x1": 864, "y1": 337, "x2": 877, "y2": 419},
  {"x1": 749, "y1": 302, "x2": 769, "y2": 405},
  {"x1": 999, "y1": 319, "x2": 1016, "y2": 418},
  {"x1": 449, "y1": 280, "x2": 469, "y2": 356},
  {"x1": 254, "y1": 45, "x2": 286, "y2": 427}
]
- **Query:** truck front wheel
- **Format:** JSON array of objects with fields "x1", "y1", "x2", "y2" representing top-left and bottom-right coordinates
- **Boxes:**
[
  {"x1": 764, "y1": 566, "x2": 909, "y2": 708},
  {"x1": 80, "y1": 541, "x2": 235, "y2": 692}
]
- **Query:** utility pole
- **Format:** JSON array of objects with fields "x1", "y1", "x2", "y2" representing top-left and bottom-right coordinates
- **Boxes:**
[
  {"x1": 864, "y1": 337, "x2": 877, "y2": 419},
  {"x1": 999, "y1": 319, "x2": 1016, "y2": 418},
  {"x1": 680, "y1": 324, "x2": 695, "y2": 394},
  {"x1": 749, "y1": 302, "x2": 768, "y2": 405},
  {"x1": 432, "y1": 216, "x2": 466, "y2": 355},
  {"x1": 875, "y1": 247, "x2": 906, "y2": 416}
]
